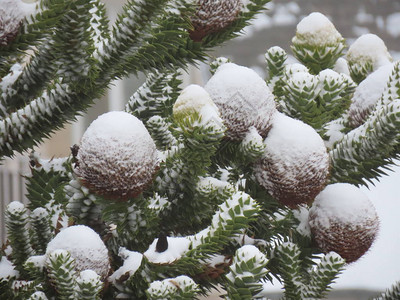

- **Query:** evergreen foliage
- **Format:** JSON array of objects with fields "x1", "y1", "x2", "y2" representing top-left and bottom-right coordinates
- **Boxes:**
[
  {"x1": 375, "y1": 281, "x2": 400, "y2": 300},
  {"x1": 1, "y1": 1, "x2": 399, "y2": 299}
]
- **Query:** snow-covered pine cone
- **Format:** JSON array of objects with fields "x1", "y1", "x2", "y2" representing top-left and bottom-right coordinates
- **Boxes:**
[
  {"x1": 0, "y1": 0, "x2": 23, "y2": 46},
  {"x1": 75, "y1": 111, "x2": 159, "y2": 200},
  {"x1": 309, "y1": 183, "x2": 379, "y2": 263},
  {"x1": 205, "y1": 63, "x2": 276, "y2": 140},
  {"x1": 45, "y1": 225, "x2": 110, "y2": 279},
  {"x1": 254, "y1": 113, "x2": 329, "y2": 208},
  {"x1": 189, "y1": 0, "x2": 242, "y2": 42},
  {"x1": 0, "y1": 0, "x2": 36, "y2": 46}
]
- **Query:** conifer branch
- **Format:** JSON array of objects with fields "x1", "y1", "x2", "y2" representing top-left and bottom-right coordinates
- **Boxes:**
[
  {"x1": 5, "y1": 202, "x2": 34, "y2": 274},
  {"x1": 274, "y1": 242, "x2": 305, "y2": 300},
  {"x1": 330, "y1": 99, "x2": 400, "y2": 185},
  {"x1": 146, "y1": 116, "x2": 177, "y2": 149},
  {"x1": 46, "y1": 250, "x2": 77, "y2": 300},
  {"x1": 303, "y1": 252, "x2": 345, "y2": 299},
  {"x1": 74, "y1": 270, "x2": 103, "y2": 300},
  {"x1": 147, "y1": 275, "x2": 200, "y2": 299},
  {"x1": 30, "y1": 208, "x2": 53, "y2": 255},
  {"x1": 125, "y1": 69, "x2": 182, "y2": 122},
  {"x1": 375, "y1": 281, "x2": 400, "y2": 300},
  {"x1": 225, "y1": 245, "x2": 269, "y2": 299}
]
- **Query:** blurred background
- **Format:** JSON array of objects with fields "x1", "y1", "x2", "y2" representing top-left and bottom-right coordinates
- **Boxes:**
[{"x1": 1, "y1": 0, "x2": 400, "y2": 299}]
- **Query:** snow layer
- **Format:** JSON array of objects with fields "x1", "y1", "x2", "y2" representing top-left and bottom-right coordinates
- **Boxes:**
[
  {"x1": 81, "y1": 111, "x2": 149, "y2": 141},
  {"x1": 189, "y1": 191, "x2": 256, "y2": 247},
  {"x1": 6, "y1": 201, "x2": 25, "y2": 214},
  {"x1": 323, "y1": 117, "x2": 347, "y2": 149},
  {"x1": 226, "y1": 245, "x2": 268, "y2": 283},
  {"x1": 77, "y1": 269, "x2": 101, "y2": 284},
  {"x1": 0, "y1": 63, "x2": 23, "y2": 106},
  {"x1": 28, "y1": 291, "x2": 48, "y2": 300},
  {"x1": 233, "y1": 244, "x2": 266, "y2": 262},
  {"x1": 346, "y1": 34, "x2": 392, "y2": 69},
  {"x1": 309, "y1": 183, "x2": 378, "y2": 228},
  {"x1": 45, "y1": 225, "x2": 110, "y2": 279},
  {"x1": 109, "y1": 247, "x2": 143, "y2": 283},
  {"x1": 173, "y1": 84, "x2": 218, "y2": 118},
  {"x1": 205, "y1": 62, "x2": 276, "y2": 140},
  {"x1": 348, "y1": 63, "x2": 394, "y2": 127},
  {"x1": 293, "y1": 12, "x2": 343, "y2": 46},
  {"x1": 333, "y1": 57, "x2": 350, "y2": 75},
  {"x1": 0, "y1": 256, "x2": 19, "y2": 279},
  {"x1": 293, "y1": 205, "x2": 311, "y2": 237},
  {"x1": 26, "y1": 255, "x2": 46, "y2": 271},
  {"x1": 263, "y1": 113, "x2": 327, "y2": 164},
  {"x1": 144, "y1": 237, "x2": 191, "y2": 264},
  {"x1": 147, "y1": 275, "x2": 198, "y2": 296}
]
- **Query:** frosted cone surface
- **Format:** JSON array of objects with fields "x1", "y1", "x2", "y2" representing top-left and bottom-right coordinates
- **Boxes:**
[
  {"x1": 75, "y1": 111, "x2": 159, "y2": 199},
  {"x1": 254, "y1": 113, "x2": 329, "y2": 207},
  {"x1": 309, "y1": 183, "x2": 379, "y2": 263},
  {"x1": 45, "y1": 225, "x2": 110, "y2": 279},
  {"x1": 205, "y1": 63, "x2": 276, "y2": 140}
]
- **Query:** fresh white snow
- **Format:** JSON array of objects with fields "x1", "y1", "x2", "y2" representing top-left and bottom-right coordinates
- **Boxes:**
[
  {"x1": 0, "y1": 256, "x2": 19, "y2": 279},
  {"x1": 173, "y1": 84, "x2": 219, "y2": 119},
  {"x1": 144, "y1": 236, "x2": 191, "y2": 264},
  {"x1": 81, "y1": 111, "x2": 150, "y2": 142},
  {"x1": 309, "y1": 183, "x2": 378, "y2": 228},
  {"x1": 262, "y1": 113, "x2": 327, "y2": 164},
  {"x1": 347, "y1": 34, "x2": 392, "y2": 70},
  {"x1": 147, "y1": 275, "x2": 198, "y2": 296},
  {"x1": 77, "y1": 269, "x2": 101, "y2": 283},
  {"x1": 293, "y1": 12, "x2": 343, "y2": 46},
  {"x1": 204, "y1": 62, "x2": 276, "y2": 139},
  {"x1": 6, "y1": 201, "x2": 25, "y2": 214},
  {"x1": 45, "y1": 225, "x2": 110, "y2": 278},
  {"x1": 26, "y1": 255, "x2": 46, "y2": 270},
  {"x1": 293, "y1": 205, "x2": 311, "y2": 237},
  {"x1": 109, "y1": 247, "x2": 143, "y2": 283},
  {"x1": 348, "y1": 63, "x2": 395, "y2": 125}
]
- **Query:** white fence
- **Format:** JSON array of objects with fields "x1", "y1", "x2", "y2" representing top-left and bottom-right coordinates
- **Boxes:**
[{"x1": 0, "y1": 157, "x2": 29, "y2": 243}]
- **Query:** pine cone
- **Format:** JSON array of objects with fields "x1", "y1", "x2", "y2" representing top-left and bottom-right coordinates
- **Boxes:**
[
  {"x1": 0, "y1": 1, "x2": 23, "y2": 46},
  {"x1": 254, "y1": 113, "x2": 329, "y2": 208},
  {"x1": 0, "y1": 0, "x2": 36, "y2": 46},
  {"x1": 189, "y1": 0, "x2": 242, "y2": 42},
  {"x1": 75, "y1": 111, "x2": 159, "y2": 200},
  {"x1": 205, "y1": 63, "x2": 276, "y2": 140},
  {"x1": 45, "y1": 225, "x2": 110, "y2": 279},
  {"x1": 309, "y1": 183, "x2": 379, "y2": 263}
]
